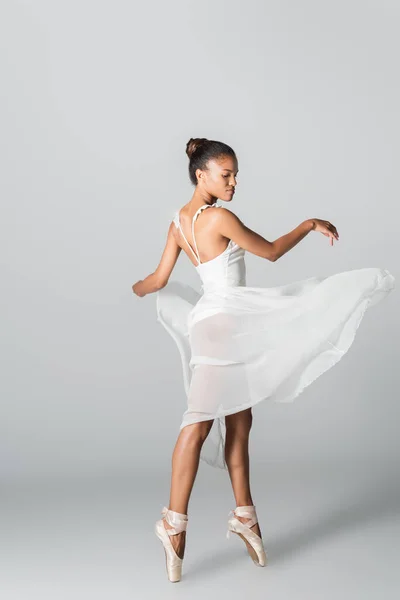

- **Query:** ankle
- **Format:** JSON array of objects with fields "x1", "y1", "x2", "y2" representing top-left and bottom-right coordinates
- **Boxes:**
[
  {"x1": 163, "y1": 518, "x2": 187, "y2": 536},
  {"x1": 236, "y1": 515, "x2": 253, "y2": 524}
]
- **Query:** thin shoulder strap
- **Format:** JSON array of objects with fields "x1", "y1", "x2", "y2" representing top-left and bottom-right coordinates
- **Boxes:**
[
  {"x1": 174, "y1": 208, "x2": 202, "y2": 264},
  {"x1": 190, "y1": 204, "x2": 211, "y2": 264},
  {"x1": 174, "y1": 203, "x2": 214, "y2": 265}
]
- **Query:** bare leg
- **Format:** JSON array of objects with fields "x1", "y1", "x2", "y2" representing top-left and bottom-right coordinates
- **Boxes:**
[
  {"x1": 224, "y1": 408, "x2": 262, "y2": 538},
  {"x1": 163, "y1": 419, "x2": 214, "y2": 558}
]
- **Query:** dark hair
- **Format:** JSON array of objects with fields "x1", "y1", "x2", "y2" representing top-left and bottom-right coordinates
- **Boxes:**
[{"x1": 185, "y1": 137, "x2": 236, "y2": 186}]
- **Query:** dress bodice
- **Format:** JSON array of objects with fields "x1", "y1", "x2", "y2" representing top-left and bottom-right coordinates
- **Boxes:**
[{"x1": 173, "y1": 203, "x2": 246, "y2": 293}]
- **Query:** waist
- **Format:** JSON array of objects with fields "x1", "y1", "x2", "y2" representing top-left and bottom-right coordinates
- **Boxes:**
[{"x1": 201, "y1": 278, "x2": 247, "y2": 293}]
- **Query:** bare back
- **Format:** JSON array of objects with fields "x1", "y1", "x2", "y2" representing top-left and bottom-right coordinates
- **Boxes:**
[{"x1": 174, "y1": 203, "x2": 231, "y2": 267}]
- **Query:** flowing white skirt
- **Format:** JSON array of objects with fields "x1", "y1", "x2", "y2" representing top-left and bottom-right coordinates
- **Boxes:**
[{"x1": 156, "y1": 267, "x2": 395, "y2": 470}]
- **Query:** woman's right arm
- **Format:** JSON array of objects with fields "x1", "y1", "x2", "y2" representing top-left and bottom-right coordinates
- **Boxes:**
[{"x1": 217, "y1": 209, "x2": 338, "y2": 262}]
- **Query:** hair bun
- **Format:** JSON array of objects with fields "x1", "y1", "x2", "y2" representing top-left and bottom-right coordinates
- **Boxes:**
[{"x1": 186, "y1": 137, "x2": 208, "y2": 159}]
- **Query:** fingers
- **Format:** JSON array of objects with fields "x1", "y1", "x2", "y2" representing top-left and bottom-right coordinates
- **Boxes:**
[{"x1": 325, "y1": 221, "x2": 339, "y2": 241}]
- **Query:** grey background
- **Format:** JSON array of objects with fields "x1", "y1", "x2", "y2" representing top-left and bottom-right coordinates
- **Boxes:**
[{"x1": 1, "y1": 1, "x2": 399, "y2": 598}]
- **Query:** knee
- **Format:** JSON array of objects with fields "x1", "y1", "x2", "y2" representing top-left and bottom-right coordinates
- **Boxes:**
[{"x1": 181, "y1": 420, "x2": 213, "y2": 445}]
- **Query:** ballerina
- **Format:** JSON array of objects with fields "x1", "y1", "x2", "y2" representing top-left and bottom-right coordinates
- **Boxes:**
[{"x1": 132, "y1": 137, "x2": 395, "y2": 582}]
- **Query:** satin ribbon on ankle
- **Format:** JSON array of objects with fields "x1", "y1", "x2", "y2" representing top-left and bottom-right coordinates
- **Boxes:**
[
  {"x1": 161, "y1": 506, "x2": 188, "y2": 535},
  {"x1": 226, "y1": 506, "x2": 258, "y2": 539}
]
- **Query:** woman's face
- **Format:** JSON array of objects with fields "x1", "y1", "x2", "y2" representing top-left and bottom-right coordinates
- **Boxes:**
[{"x1": 197, "y1": 155, "x2": 239, "y2": 202}]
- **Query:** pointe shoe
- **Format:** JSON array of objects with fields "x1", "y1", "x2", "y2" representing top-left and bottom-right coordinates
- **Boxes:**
[
  {"x1": 226, "y1": 505, "x2": 267, "y2": 567},
  {"x1": 155, "y1": 506, "x2": 188, "y2": 582}
]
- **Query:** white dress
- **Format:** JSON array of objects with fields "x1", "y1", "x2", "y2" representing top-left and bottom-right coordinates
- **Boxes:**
[{"x1": 156, "y1": 202, "x2": 395, "y2": 470}]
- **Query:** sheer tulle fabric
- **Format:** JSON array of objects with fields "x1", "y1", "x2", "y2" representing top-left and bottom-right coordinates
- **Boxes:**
[{"x1": 156, "y1": 204, "x2": 395, "y2": 470}]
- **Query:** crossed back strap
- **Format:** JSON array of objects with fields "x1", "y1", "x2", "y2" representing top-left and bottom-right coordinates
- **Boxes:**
[{"x1": 174, "y1": 203, "x2": 219, "y2": 265}]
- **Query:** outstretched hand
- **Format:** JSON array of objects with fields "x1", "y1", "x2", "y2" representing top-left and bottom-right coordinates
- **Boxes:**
[{"x1": 310, "y1": 219, "x2": 339, "y2": 246}]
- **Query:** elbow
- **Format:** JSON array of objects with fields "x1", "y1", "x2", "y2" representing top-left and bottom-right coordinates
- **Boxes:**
[
  {"x1": 269, "y1": 244, "x2": 279, "y2": 262},
  {"x1": 265, "y1": 242, "x2": 279, "y2": 262},
  {"x1": 268, "y1": 251, "x2": 279, "y2": 262}
]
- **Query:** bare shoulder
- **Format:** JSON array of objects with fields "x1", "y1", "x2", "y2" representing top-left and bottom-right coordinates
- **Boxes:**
[
  {"x1": 215, "y1": 205, "x2": 242, "y2": 222},
  {"x1": 214, "y1": 206, "x2": 276, "y2": 261},
  {"x1": 214, "y1": 205, "x2": 250, "y2": 233}
]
